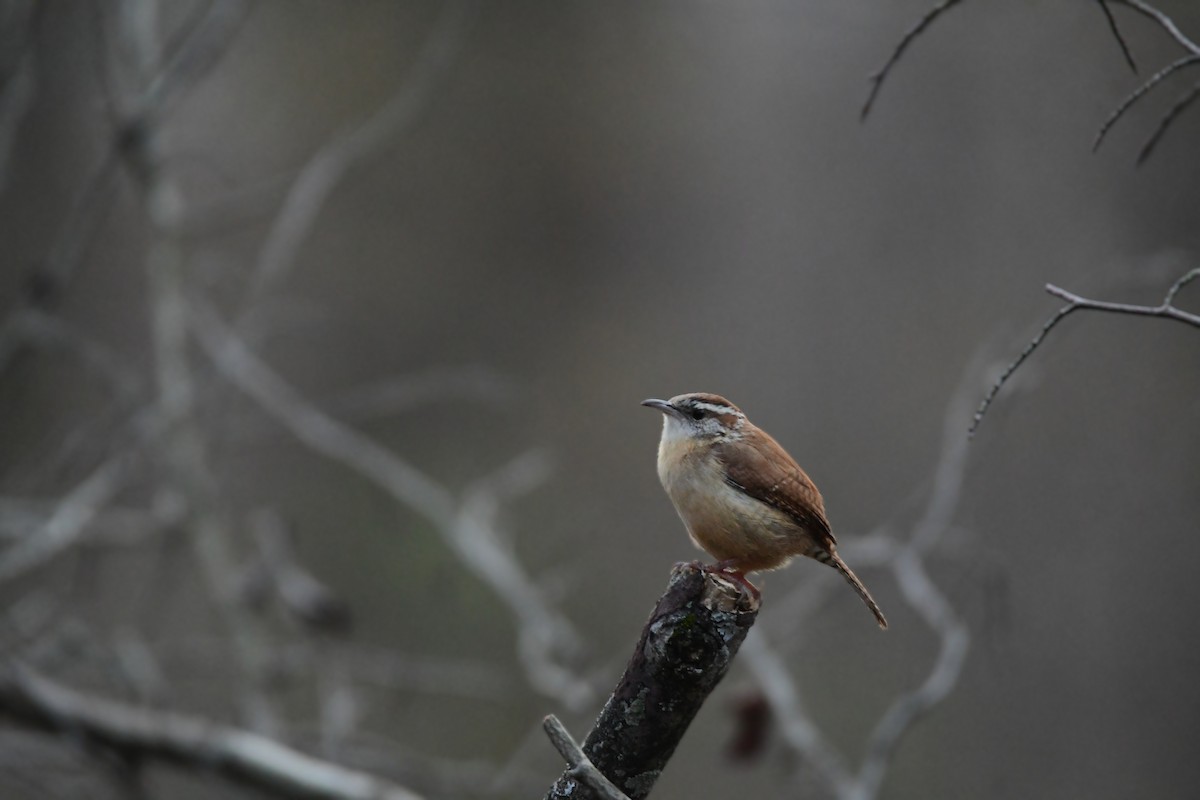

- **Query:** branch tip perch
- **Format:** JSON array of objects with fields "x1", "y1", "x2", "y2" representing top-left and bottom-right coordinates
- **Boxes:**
[{"x1": 544, "y1": 563, "x2": 758, "y2": 800}]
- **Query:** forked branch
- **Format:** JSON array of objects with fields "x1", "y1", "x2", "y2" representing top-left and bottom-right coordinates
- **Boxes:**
[
  {"x1": 866, "y1": 0, "x2": 1200, "y2": 162},
  {"x1": 970, "y1": 269, "x2": 1200, "y2": 436}
]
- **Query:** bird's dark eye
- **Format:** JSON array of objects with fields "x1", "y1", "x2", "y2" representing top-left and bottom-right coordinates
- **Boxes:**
[{"x1": 690, "y1": 408, "x2": 705, "y2": 421}]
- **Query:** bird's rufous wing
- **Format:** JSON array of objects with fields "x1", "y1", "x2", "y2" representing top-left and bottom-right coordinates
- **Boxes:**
[{"x1": 715, "y1": 431, "x2": 837, "y2": 549}]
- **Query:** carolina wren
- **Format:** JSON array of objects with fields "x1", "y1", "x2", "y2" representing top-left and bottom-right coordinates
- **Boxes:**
[{"x1": 643, "y1": 392, "x2": 887, "y2": 629}]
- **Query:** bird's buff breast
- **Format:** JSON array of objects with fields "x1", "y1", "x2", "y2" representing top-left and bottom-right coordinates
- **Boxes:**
[{"x1": 656, "y1": 436, "x2": 794, "y2": 570}]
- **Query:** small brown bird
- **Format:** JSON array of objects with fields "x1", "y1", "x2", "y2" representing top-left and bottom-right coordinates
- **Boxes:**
[{"x1": 643, "y1": 392, "x2": 887, "y2": 629}]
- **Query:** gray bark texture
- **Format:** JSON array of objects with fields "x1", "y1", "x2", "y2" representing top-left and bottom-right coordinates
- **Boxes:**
[{"x1": 545, "y1": 562, "x2": 759, "y2": 800}]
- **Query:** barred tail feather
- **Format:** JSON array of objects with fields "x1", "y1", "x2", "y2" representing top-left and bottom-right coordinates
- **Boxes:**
[{"x1": 816, "y1": 550, "x2": 888, "y2": 630}]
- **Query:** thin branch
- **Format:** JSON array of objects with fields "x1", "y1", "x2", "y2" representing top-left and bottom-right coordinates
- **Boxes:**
[
  {"x1": 245, "y1": 509, "x2": 351, "y2": 634},
  {"x1": 0, "y1": 309, "x2": 142, "y2": 401},
  {"x1": 860, "y1": 0, "x2": 965, "y2": 120},
  {"x1": 970, "y1": 270, "x2": 1200, "y2": 436},
  {"x1": 1137, "y1": 80, "x2": 1200, "y2": 164},
  {"x1": 0, "y1": 48, "x2": 35, "y2": 196},
  {"x1": 0, "y1": 153, "x2": 121, "y2": 381},
  {"x1": 1164, "y1": 267, "x2": 1200, "y2": 306},
  {"x1": 249, "y1": 0, "x2": 473, "y2": 298},
  {"x1": 541, "y1": 716, "x2": 631, "y2": 800},
  {"x1": 1111, "y1": 0, "x2": 1200, "y2": 56},
  {"x1": 187, "y1": 299, "x2": 592, "y2": 710},
  {"x1": 1096, "y1": 0, "x2": 1139, "y2": 73},
  {"x1": 0, "y1": 455, "x2": 131, "y2": 585},
  {"x1": 0, "y1": 662, "x2": 426, "y2": 800},
  {"x1": 1093, "y1": 55, "x2": 1200, "y2": 152},
  {"x1": 142, "y1": 0, "x2": 251, "y2": 117},
  {"x1": 1045, "y1": 273, "x2": 1200, "y2": 325},
  {"x1": 738, "y1": 630, "x2": 852, "y2": 794},
  {"x1": 969, "y1": 303, "x2": 1076, "y2": 437},
  {"x1": 856, "y1": 561, "x2": 966, "y2": 800},
  {"x1": 1095, "y1": 1, "x2": 1200, "y2": 161},
  {"x1": 860, "y1": 547, "x2": 967, "y2": 798}
]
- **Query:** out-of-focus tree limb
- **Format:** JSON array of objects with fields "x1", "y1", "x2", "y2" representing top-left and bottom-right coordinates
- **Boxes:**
[
  {"x1": 544, "y1": 564, "x2": 758, "y2": 800},
  {"x1": 0, "y1": 662, "x2": 425, "y2": 800},
  {"x1": 188, "y1": 298, "x2": 592, "y2": 710},
  {"x1": 0, "y1": 454, "x2": 131, "y2": 586},
  {"x1": 249, "y1": 0, "x2": 474, "y2": 298}
]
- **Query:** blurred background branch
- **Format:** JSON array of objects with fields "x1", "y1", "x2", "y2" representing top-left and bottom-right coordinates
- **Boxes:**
[{"x1": 0, "y1": 662, "x2": 426, "y2": 800}]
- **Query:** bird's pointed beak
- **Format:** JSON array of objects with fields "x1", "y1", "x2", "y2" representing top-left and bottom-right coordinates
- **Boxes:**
[{"x1": 641, "y1": 398, "x2": 681, "y2": 418}]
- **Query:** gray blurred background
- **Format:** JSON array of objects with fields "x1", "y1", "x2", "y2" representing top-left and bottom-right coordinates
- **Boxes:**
[{"x1": 2, "y1": 1, "x2": 1199, "y2": 798}]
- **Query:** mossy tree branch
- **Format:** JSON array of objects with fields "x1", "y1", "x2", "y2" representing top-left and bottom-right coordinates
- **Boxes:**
[{"x1": 544, "y1": 562, "x2": 759, "y2": 800}]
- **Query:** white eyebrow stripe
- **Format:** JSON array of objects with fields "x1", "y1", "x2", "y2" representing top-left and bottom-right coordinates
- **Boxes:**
[{"x1": 692, "y1": 402, "x2": 739, "y2": 416}]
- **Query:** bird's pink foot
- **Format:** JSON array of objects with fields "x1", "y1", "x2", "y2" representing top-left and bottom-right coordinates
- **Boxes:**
[{"x1": 704, "y1": 560, "x2": 761, "y2": 601}]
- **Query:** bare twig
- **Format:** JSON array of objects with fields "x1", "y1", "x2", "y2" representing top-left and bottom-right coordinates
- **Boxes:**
[
  {"x1": 861, "y1": 0, "x2": 965, "y2": 120},
  {"x1": 0, "y1": 662, "x2": 426, "y2": 800},
  {"x1": 969, "y1": 304, "x2": 1075, "y2": 437},
  {"x1": 1137, "y1": 80, "x2": 1200, "y2": 164},
  {"x1": 739, "y1": 629, "x2": 853, "y2": 794},
  {"x1": 1111, "y1": 0, "x2": 1200, "y2": 55},
  {"x1": 1094, "y1": 1, "x2": 1200, "y2": 160},
  {"x1": 851, "y1": 366, "x2": 975, "y2": 798},
  {"x1": 864, "y1": 0, "x2": 1200, "y2": 161},
  {"x1": 0, "y1": 152, "x2": 121, "y2": 383},
  {"x1": 188, "y1": 299, "x2": 592, "y2": 709},
  {"x1": 1093, "y1": 55, "x2": 1200, "y2": 152},
  {"x1": 0, "y1": 455, "x2": 131, "y2": 585},
  {"x1": 0, "y1": 51, "x2": 34, "y2": 196},
  {"x1": 1096, "y1": 0, "x2": 1139, "y2": 73},
  {"x1": 857, "y1": 559, "x2": 967, "y2": 800},
  {"x1": 1048, "y1": 271, "x2": 1200, "y2": 326},
  {"x1": 245, "y1": 509, "x2": 352, "y2": 634},
  {"x1": 249, "y1": 0, "x2": 474, "y2": 298},
  {"x1": 542, "y1": 716, "x2": 631, "y2": 800},
  {"x1": 0, "y1": 309, "x2": 142, "y2": 401},
  {"x1": 970, "y1": 270, "x2": 1200, "y2": 436},
  {"x1": 142, "y1": 0, "x2": 250, "y2": 117}
]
